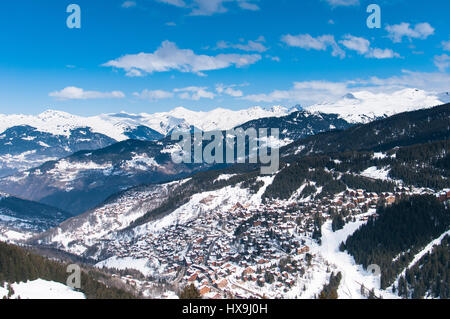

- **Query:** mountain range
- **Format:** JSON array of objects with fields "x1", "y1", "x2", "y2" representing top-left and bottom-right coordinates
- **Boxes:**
[
  {"x1": 0, "y1": 192, "x2": 72, "y2": 241},
  {"x1": 0, "y1": 109, "x2": 354, "y2": 214},
  {"x1": 24, "y1": 102, "x2": 450, "y2": 300},
  {"x1": 1, "y1": 89, "x2": 450, "y2": 299},
  {"x1": 0, "y1": 88, "x2": 445, "y2": 178},
  {"x1": 29, "y1": 103, "x2": 449, "y2": 253}
]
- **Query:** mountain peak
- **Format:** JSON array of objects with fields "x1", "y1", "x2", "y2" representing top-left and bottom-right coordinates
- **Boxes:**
[
  {"x1": 343, "y1": 93, "x2": 358, "y2": 100},
  {"x1": 304, "y1": 88, "x2": 443, "y2": 124}
]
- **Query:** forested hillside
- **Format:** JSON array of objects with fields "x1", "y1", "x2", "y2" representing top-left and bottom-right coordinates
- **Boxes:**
[
  {"x1": 342, "y1": 196, "x2": 450, "y2": 294},
  {"x1": 0, "y1": 242, "x2": 136, "y2": 299},
  {"x1": 283, "y1": 103, "x2": 450, "y2": 157},
  {"x1": 398, "y1": 235, "x2": 449, "y2": 299}
]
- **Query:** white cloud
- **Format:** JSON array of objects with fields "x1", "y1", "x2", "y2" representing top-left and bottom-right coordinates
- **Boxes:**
[
  {"x1": 156, "y1": 0, "x2": 186, "y2": 7},
  {"x1": 216, "y1": 37, "x2": 268, "y2": 52},
  {"x1": 266, "y1": 55, "x2": 280, "y2": 62},
  {"x1": 442, "y1": 39, "x2": 450, "y2": 51},
  {"x1": 174, "y1": 86, "x2": 215, "y2": 100},
  {"x1": 281, "y1": 34, "x2": 345, "y2": 58},
  {"x1": 242, "y1": 71, "x2": 450, "y2": 105},
  {"x1": 133, "y1": 89, "x2": 174, "y2": 101},
  {"x1": 324, "y1": 0, "x2": 359, "y2": 7},
  {"x1": 361, "y1": 70, "x2": 450, "y2": 93},
  {"x1": 386, "y1": 22, "x2": 435, "y2": 43},
  {"x1": 340, "y1": 35, "x2": 399, "y2": 59},
  {"x1": 244, "y1": 81, "x2": 348, "y2": 104},
  {"x1": 237, "y1": 0, "x2": 260, "y2": 11},
  {"x1": 190, "y1": 0, "x2": 228, "y2": 15},
  {"x1": 156, "y1": 0, "x2": 260, "y2": 15},
  {"x1": 121, "y1": 1, "x2": 137, "y2": 8},
  {"x1": 49, "y1": 87, "x2": 125, "y2": 100},
  {"x1": 339, "y1": 35, "x2": 370, "y2": 54},
  {"x1": 366, "y1": 48, "x2": 399, "y2": 59},
  {"x1": 215, "y1": 84, "x2": 244, "y2": 97},
  {"x1": 103, "y1": 41, "x2": 261, "y2": 76},
  {"x1": 434, "y1": 54, "x2": 450, "y2": 72}
]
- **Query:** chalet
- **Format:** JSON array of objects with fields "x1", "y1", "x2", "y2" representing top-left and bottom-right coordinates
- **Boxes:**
[
  {"x1": 199, "y1": 286, "x2": 211, "y2": 295},
  {"x1": 243, "y1": 267, "x2": 255, "y2": 275},
  {"x1": 217, "y1": 279, "x2": 228, "y2": 289},
  {"x1": 188, "y1": 273, "x2": 198, "y2": 282},
  {"x1": 385, "y1": 195, "x2": 396, "y2": 205}
]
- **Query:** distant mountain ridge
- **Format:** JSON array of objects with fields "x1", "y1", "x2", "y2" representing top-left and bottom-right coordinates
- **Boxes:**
[
  {"x1": 283, "y1": 102, "x2": 450, "y2": 158},
  {"x1": 0, "y1": 108, "x2": 353, "y2": 215},
  {"x1": 0, "y1": 125, "x2": 117, "y2": 177},
  {"x1": 0, "y1": 192, "x2": 72, "y2": 237},
  {"x1": 31, "y1": 103, "x2": 450, "y2": 263},
  {"x1": 0, "y1": 88, "x2": 445, "y2": 177},
  {"x1": 0, "y1": 105, "x2": 296, "y2": 141},
  {"x1": 0, "y1": 106, "x2": 296, "y2": 177},
  {"x1": 304, "y1": 88, "x2": 444, "y2": 123}
]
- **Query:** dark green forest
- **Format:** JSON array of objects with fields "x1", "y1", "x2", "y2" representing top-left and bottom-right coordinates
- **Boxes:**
[
  {"x1": 397, "y1": 235, "x2": 449, "y2": 299},
  {"x1": 342, "y1": 195, "x2": 450, "y2": 293},
  {"x1": 0, "y1": 242, "x2": 136, "y2": 299}
]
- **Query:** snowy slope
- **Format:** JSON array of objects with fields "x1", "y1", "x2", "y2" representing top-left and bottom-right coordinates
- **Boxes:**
[
  {"x1": 95, "y1": 176, "x2": 275, "y2": 276},
  {"x1": 389, "y1": 229, "x2": 450, "y2": 291},
  {"x1": 305, "y1": 88, "x2": 443, "y2": 123},
  {"x1": 164, "y1": 106, "x2": 295, "y2": 133},
  {"x1": 37, "y1": 182, "x2": 178, "y2": 256},
  {"x1": 0, "y1": 279, "x2": 86, "y2": 299},
  {"x1": 312, "y1": 216, "x2": 399, "y2": 299}
]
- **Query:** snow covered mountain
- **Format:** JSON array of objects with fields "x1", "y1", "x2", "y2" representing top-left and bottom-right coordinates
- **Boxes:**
[
  {"x1": 0, "y1": 106, "x2": 296, "y2": 177},
  {"x1": 33, "y1": 182, "x2": 182, "y2": 257},
  {"x1": 0, "y1": 106, "x2": 296, "y2": 142},
  {"x1": 0, "y1": 90, "x2": 444, "y2": 178},
  {"x1": 238, "y1": 110, "x2": 351, "y2": 142},
  {"x1": 32, "y1": 103, "x2": 450, "y2": 258},
  {"x1": 0, "y1": 109, "x2": 352, "y2": 215},
  {"x1": 0, "y1": 125, "x2": 118, "y2": 177},
  {"x1": 283, "y1": 103, "x2": 450, "y2": 158},
  {"x1": 22, "y1": 103, "x2": 450, "y2": 299},
  {"x1": 0, "y1": 191, "x2": 72, "y2": 241},
  {"x1": 304, "y1": 88, "x2": 444, "y2": 123},
  {"x1": 0, "y1": 139, "x2": 211, "y2": 215}
]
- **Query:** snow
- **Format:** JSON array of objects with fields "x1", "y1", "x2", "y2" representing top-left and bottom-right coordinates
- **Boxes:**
[
  {"x1": 214, "y1": 174, "x2": 237, "y2": 182},
  {"x1": 0, "y1": 192, "x2": 10, "y2": 199},
  {"x1": 390, "y1": 229, "x2": 450, "y2": 290},
  {"x1": 311, "y1": 214, "x2": 399, "y2": 299},
  {"x1": 47, "y1": 160, "x2": 113, "y2": 183},
  {"x1": 257, "y1": 136, "x2": 293, "y2": 149},
  {"x1": 360, "y1": 166, "x2": 391, "y2": 181},
  {"x1": 38, "y1": 141, "x2": 50, "y2": 148},
  {"x1": 288, "y1": 182, "x2": 308, "y2": 201},
  {"x1": 0, "y1": 227, "x2": 32, "y2": 242},
  {"x1": 166, "y1": 106, "x2": 293, "y2": 133},
  {"x1": 373, "y1": 152, "x2": 387, "y2": 159},
  {"x1": 133, "y1": 186, "x2": 253, "y2": 236},
  {"x1": 305, "y1": 88, "x2": 443, "y2": 124},
  {"x1": 48, "y1": 184, "x2": 171, "y2": 254},
  {"x1": 122, "y1": 153, "x2": 160, "y2": 171},
  {"x1": 97, "y1": 256, "x2": 153, "y2": 277},
  {"x1": 0, "y1": 279, "x2": 85, "y2": 299},
  {"x1": 0, "y1": 106, "x2": 295, "y2": 141}
]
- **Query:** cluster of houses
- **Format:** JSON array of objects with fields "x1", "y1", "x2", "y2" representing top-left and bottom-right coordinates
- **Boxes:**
[{"x1": 103, "y1": 185, "x2": 448, "y2": 299}]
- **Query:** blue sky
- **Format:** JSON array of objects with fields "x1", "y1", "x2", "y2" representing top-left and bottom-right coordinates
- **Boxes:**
[{"x1": 0, "y1": 0, "x2": 449, "y2": 115}]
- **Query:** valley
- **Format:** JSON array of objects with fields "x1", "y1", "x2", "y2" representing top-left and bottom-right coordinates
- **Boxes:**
[{"x1": 0, "y1": 102, "x2": 449, "y2": 300}]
